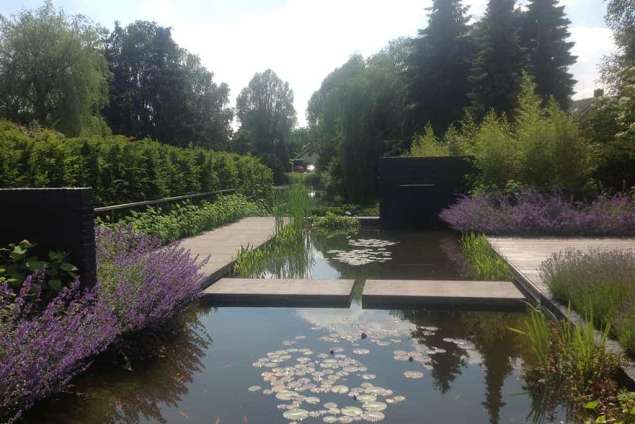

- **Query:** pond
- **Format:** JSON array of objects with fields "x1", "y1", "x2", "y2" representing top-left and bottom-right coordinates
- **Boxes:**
[{"x1": 23, "y1": 228, "x2": 566, "y2": 424}]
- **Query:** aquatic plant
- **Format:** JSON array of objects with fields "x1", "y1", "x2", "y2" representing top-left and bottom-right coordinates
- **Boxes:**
[
  {"x1": 101, "y1": 194, "x2": 268, "y2": 244},
  {"x1": 233, "y1": 225, "x2": 311, "y2": 278},
  {"x1": 95, "y1": 226, "x2": 205, "y2": 333},
  {"x1": 511, "y1": 307, "x2": 627, "y2": 423},
  {"x1": 309, "y1": 212, "x2": 360, "y2": 236},
  {"x1": 543, "y1": 249, "x2": 635, "y2": 354},
  {"x1": 460, "y1": 233, "x2": 512, "y2": 280},
  {"x1": 440, "y1": 190, "x2": 635, "y2": 236},
  {"x1": 0, "y1": 274, "x2": 118, "y2": 424}
]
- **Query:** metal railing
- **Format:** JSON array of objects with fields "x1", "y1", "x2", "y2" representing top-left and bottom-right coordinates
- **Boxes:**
[{"x1": 94, "y1": 188, "x2": 236, "y2": 222}]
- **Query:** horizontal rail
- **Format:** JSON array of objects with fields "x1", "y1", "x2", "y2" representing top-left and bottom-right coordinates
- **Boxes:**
[{"x1": 94, "y1": 189, "x2": 236, "y2": 215}]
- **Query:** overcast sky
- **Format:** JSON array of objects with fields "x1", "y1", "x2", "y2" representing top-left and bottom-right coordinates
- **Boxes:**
[{"x1": 2, "y1": 0, "x2": 616, "y2": 126}]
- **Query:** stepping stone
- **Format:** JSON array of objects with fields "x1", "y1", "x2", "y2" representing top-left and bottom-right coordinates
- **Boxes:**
[
  {"x1": 362, "y1": 279, "x2": 525, "y2": 309},
  {"x1": 202, "y1": 278, "x2": 355, "y2": 307}
]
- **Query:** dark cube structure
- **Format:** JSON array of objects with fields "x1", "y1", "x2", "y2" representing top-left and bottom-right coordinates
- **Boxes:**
[
  {"x1": 378, "y1": 157, "x2": 475, "y2": 229},
  {"x1": 0, "y1": 188, "x2": 97, "y2": 288}
]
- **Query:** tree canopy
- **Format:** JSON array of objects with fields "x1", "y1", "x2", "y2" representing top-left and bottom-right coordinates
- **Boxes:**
[
  {"x1": 236, "y1": 69, "x2": 296, "y2": 183},
  {"x1": 104, "y1": 21, "x2": 232, "y2": 149},
  {"x1": 0, "y1": 1, "x2": 110, "y2": 136}
]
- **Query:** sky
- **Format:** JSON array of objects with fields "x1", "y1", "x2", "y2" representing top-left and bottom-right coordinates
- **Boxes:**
[{"x1": 1, "y1": 0, "x2": 617, "y2": 127}]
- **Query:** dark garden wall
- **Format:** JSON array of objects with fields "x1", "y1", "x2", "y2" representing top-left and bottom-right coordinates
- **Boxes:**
[
  {"x1": 0, "y1": 188, "x2": 96, "y2": 288},
  {"x1": 378, "y1": 157, "x2": 475, "y2": 229}
]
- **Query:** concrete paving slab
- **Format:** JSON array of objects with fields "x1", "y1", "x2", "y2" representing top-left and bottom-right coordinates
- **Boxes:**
[
  {"x1": 362, "y1": 279, "x2": 525, "y2": 309},
  {"x1": 201, "y1": 278, "x2": 355, "y2": 307},
  {"x1": 178, "y1": 217, "x2": 279, "y2": 287}
]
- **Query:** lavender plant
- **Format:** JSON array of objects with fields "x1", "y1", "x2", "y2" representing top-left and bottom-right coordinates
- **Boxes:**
[
  {"x1": 440, "y1": 190, "x2": 635, "y2": 236},
  {"x1": 0, "y1": 274, "x2": 118, "y2": 424},
  {"x1": 95, "y1": 226, "x2": 206, "y2": 333}
]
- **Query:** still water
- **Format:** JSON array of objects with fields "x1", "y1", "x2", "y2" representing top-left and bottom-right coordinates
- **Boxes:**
[{"x1": 24, "y1": 229, "x2": 564, "y2": 424}]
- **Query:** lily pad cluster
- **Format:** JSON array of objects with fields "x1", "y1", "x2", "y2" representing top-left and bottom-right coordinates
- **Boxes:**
[
  {"x1": 250, "y1": 345, "x2": 405, "y2": 422},
  {"x1": 326, "y1": 239, "x2": 398, "y2": 266}
]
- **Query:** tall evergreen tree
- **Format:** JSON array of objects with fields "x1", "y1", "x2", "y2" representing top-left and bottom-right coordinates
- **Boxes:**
[
  {"x1": 406, "y1": 0, "x2": 475, "y2": 135},
  {"x1": 521, "y1": 0, "x2": 576, "y2": 108},
  {"x1": 468, "y1": 0, "x2": 525, "y2": 118}
]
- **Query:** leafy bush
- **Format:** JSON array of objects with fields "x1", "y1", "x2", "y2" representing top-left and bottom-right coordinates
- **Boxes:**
[
  {"x1": 460, "y1": 233, "x2": 512, "y2": 280},
  {"x1": 408, "y1": 124, "x2": 450, "y2": 157},
  {"x1": 0, "y1": 275, "x2": 118, "y2": 424},
  {"x1": 309, "y1": 212, "x2": 360, "y2": 235},
  {"x1": 0, "y1": 120, "x2": 273, "y2": 206},
  {"x1": 440, "y1": 189, "x2": 635, "y2": 236},
  {"x1": 0, "y1": 240, "x2": 78, "y2": 295},
  {"x1": 543, "y1": 249, "x2": 635, "y2": 354},
  {"x1": 95, "y1": 227, "x2": 205, "y2": 333},
  {"x1": 104, "y1": 194, "x2": 267, "y2": 244}
]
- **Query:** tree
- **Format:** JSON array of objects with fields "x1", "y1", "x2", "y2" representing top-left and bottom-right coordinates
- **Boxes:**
[
  {"x1": 521, "y1": 0, "x2": 576, "y2": 108},
  {"x1": 468, "y1": 0, "x2": 526, "y2": 118},
  {"x1": 0, "y1": 1, "x2": 110, "y2": 136},
  {"x1": 406, "y1": 0, "x2": 475, "y2": 135},
  {"x1": 104, "y1": 21, "x2": 232, "y2": 149},
  {"x1": 603, "y1": 0, "x2": 635, "y2": 88},
  {"x1": 236, "y1": 69, "x2": 296, "y2": 183}
]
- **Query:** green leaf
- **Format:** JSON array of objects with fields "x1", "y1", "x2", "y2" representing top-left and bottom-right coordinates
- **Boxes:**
[
  {"x1": 48, "y1": 279, "x2": 63, "y2": 291},
  {"x1": 26, "y1": 259, "x2": 47, "y2": 271},
  {"x1": 584, "y1": 400, "x2": 600, "y2": 410},
  {"x1": 60, "y1": 262, "x2": 78, "y2": 273}
]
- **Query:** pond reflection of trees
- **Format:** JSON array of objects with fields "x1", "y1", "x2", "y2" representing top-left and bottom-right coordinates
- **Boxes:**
[
  {"x1": 397, "y1": 309, "x2": 530, "y2": 424},
  {"x1": 23, "y1": 306, "x2": 211, "y2": 424}
]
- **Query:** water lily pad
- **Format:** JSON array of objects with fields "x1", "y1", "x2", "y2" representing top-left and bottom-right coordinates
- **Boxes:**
[
  {"x1": 323, "y1": 416, "x2": 338, "y2": 423},
  {"x1": 362, "y1": 411, "x2": 385, "y2": 422},
  {"x1": 276, "y1": 390, "x2": 300, "y2": 400},
  {"x1": 403, "y1": 371, "x2": 424, "y2": 379},
  {"x1": 283, "y1": 408, "x2": 309, "y2": 420},
  {"x1": 248, "y1": 385, "x2": 262, "y2": 392},
  {"x1": 341, "y1": 406, "x2": 364, "y2": 417},
  {"x1": 363, "y1": 401, "x2": 387, "y2": 412},
  {"x1": 331, "y1": 385, "x2": 349, "y2": 394},
  {"x1": 324, "y1": 402, "x2": 338, "y2": 410}
]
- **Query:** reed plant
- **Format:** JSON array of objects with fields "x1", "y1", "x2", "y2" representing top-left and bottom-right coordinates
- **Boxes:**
[{"x1": 460, "y1": 233, "x2": 512, "y2": 280}]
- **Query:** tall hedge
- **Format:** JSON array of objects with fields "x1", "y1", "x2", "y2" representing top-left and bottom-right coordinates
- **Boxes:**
[{"x1": 0, "y1": 120, "x2": 273, "y2": 205}]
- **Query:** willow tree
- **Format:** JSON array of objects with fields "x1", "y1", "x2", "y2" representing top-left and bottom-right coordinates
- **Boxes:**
[{"x1": 0, "y1": 1, "x2": 110, "y2": 136}]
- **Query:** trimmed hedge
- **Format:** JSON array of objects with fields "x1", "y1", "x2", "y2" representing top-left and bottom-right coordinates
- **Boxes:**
[{"x1": 0, "y1": 120, "x2": 272, "y2": 206}]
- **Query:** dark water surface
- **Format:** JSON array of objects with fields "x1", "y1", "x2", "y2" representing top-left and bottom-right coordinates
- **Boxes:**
[{"x1": 23, "y1": 229, "x2": 565, "y2": 424}]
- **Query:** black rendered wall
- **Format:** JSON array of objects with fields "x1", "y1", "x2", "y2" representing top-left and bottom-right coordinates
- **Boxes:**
[
  {"x1": 0, "y1": 188, "x2": 96, "y2": 288},
  {"x1": 378, "y1": 157, "x2": 475, "y2": 229}
]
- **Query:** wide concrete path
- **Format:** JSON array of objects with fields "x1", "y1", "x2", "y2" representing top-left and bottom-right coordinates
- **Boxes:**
[
  {"x1": 202, "y1": 278, "x2": 355, "y2": 307},
  {"x1": 363, "y1": 279, "x2": 525, "y2": 308},
  {"x1": 487, "y1": 237, "x2": 635, "y2": 299},
  {"x1": 179, "y1": 217, "x2": 279, "y2": 286}
]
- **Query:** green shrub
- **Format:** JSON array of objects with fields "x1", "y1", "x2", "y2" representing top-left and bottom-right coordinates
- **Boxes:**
[
  {"x1": 408, "y1": 123, "x2": 450, "y2": 157},
  {"x1": 309, "y1": 212, "x2": 360, "y2": 236},
  {"x1": 542, "y1": 249, "x2": 635, "y2": 353},
  {"x1": 460, "y1": 233, "x2": 512, "y2": 280},
  {"x1": 0, "y1": 120, "x2": 273, "y2": 205},
  {"x1": 103, "y1": 194, "x2": 267, "y2": 244}
]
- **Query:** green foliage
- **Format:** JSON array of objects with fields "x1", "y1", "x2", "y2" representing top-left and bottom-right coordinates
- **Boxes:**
[
  {"x1": 104, "y1": 21, "x2": 232, "y2": 149},
  {"x1": 236, "y1": 69, "x2": 296, "y2": 184},
  {"x1": 406, "y1": 0, "x2": 475, "y2": 135},
  {"x1": 543, "y1": 249, "x2": 635, "y2": 354},
  {"x1": 0, "y1": 240, "x2": 78, "y2": 293},
  {"x1": 0, "y1": 1, "x2": 110, "y2": 136},
  {"x1": 232, "y1": 225, "x2": 307, "y2": 278},
  {"x1": 460, "y1": 233, "x2": 512, "y2": 280},
  {"x1": 463, "y1": 74, "x2": 595, "y2": 194},
  {"x1": 0, "y1": 120, "x2": 273, "y2": 206},
  {"x1": 307, "y1": 40, "x2": 409, "y2": 203},
  {"x1": 468, "y1": 0, "x2": 526, "y2": 118},
  {"x1": 407, "y1": 124, "x2": 450, "y2": 157},
  {"x1": 520, "y1": 0, "x2": 576, "y2": 108},
  {"x1": 103, "y1": 194, "x2": 268, "y2": 244},
  {"x1": 308, "y1": 212, "x2": 360, "y2": 236},
  {"x1": 511, "y1": 307, "x2": 628, "y2": 423}
]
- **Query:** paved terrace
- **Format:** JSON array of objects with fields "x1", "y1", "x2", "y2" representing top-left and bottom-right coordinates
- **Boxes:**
[{"x1": 179, "y1": 217, "x2": 279, "y2": 287}]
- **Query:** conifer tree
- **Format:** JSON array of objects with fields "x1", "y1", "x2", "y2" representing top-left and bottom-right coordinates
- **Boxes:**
[
  {"x1": 406, "y1": 0, "x2": 475, "y2": 135},
  {"x1": 468, "y1": 0, "x2": 525, "y2": 118},
  {"x1": 521, "y1": 0, "x2": 576, "y2": 108}
]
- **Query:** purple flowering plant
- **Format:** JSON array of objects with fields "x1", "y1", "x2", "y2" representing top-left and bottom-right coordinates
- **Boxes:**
[
  {"x1": 0, "y1": 274, "x2": 118, "y2": 424},
  {"x1": 440, "y1": 189, "x2": 635, "y2": 236},
  {"x1": 95, "y1": 226, "x2": 206, "y2": 333}
]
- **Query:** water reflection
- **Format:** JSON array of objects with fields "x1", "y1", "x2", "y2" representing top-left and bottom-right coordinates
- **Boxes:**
[{"x1": 24, "y1": 307, "x2": 211, "y2": 424}]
